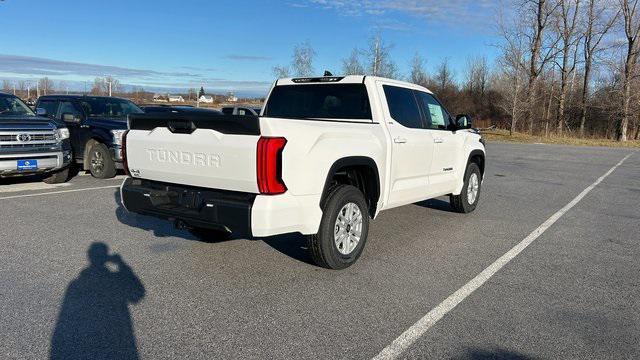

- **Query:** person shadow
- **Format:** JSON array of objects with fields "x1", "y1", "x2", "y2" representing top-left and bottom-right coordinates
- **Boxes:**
[{"x1": 50, "y1": 242, "x2": 145, "y2": 360}]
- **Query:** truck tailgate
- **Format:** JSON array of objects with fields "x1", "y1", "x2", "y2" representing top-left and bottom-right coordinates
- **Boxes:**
[{"x1": 125, "y1": 113, "x2": 260, "y2": 193}]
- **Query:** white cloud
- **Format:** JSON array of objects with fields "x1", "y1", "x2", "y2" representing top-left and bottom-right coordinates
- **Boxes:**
[{"x1": 300, "y1": 0, "x2": 497, "y2": 26}]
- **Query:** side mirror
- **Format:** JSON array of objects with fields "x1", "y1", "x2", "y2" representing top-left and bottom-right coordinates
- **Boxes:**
[
  {"x1": 36, "y1": 108, "x2": 47, "y2": 117},
  {"x1": 62, "y1": 113, "x2": 81, "y2": 123},
  {"x1": 456, "y1": 114, "x2": 473, "y2": 129}
]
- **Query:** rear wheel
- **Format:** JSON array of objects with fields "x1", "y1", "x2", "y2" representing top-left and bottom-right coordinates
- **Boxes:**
[
  {"x1": 450, "y1": 162, "x2": 481, "y2": 213},
  {"x1": 43, "y1": 167, "x2": 70, "y2": 184},
  {"x1": 308, "y1": 185, "x2": 370, "y2": 270},
  {"x1": 88, "y1": 142, "x2": 117, "y2": 179}
]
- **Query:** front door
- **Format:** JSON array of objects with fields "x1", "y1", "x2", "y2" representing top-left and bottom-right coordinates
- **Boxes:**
[
  {"x1": 414, "y1": 91, "x2": 462, "y2": 196},
  {"x1": 57, "y1": 100, "x2": 86, "y2": 160},
  {"x1": 378, "y1": 83, "x2": 435, "y2": 209}
]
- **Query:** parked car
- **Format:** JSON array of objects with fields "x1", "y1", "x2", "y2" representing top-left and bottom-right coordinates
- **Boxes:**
[
  {"x1": 120, "y1": 75, "x2": 486, "y2": 269},
  {"x1": 35, "y1": 95, "x2": 143, "y2": 179},
  {"x1": 0, "y1": 92, "x2": 72, "y2": 183},
  {"x1": 221, "y1": 106, "x2": 261, "y2": 116}
]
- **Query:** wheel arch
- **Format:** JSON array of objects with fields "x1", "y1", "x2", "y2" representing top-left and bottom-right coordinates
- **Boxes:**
[
  {"x1": 320, "y1": 156, "x2": 381, "y2": 218},
  {"x1": 82, "y1": 137, "x2": 108, "y2": 170},
  {"x1": 467, "y1": 149, "x2": 486, "y2": 178}
]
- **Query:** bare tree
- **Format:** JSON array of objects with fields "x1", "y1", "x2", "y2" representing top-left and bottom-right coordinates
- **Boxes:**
[
  {"x1": 617, "y1": 0, "x2": 640, "y2": 141},
  {"x1": 272, "y1": 65, "x2": 290, "y2": 78},
  {"x1": 524, "y1": 0, "x2": 561, "y2": 133},
  {"x1": 433, "y1": 58, "x2": 455, "y2": 94},
  {"x1": 91, "y1": 77, "x2": 105, "y2": 95},
  {"x1": 464, "y1": 55, "x2": 489, "y2": 96},
  {"x1": 292, "y1": 42, "x2": 316, "y2": 77},
  {"x1": 2, "y1": 79, "x2": 11, "y2": 92},
  {"x1": 497, "y1": 5, "x2": 530, "y2": 134},
  {"x1": 38, "y1": 77, "x2": 54, "y2": 95},
  {"x1": 579, "y1": 0, "x2": 619, "y2": 136},
  {"x1": 342, "y1": 48, "x2": 365, "y2": 75},
  {"x1": 410, "y1": 53, "x2": 428, "y2": 86},
  {"x1": 366, "y1": 34, "x2": 398, "y2": 78},
  {"x1": 554, "y1": 0, "x2": 582, "y2": 136}
]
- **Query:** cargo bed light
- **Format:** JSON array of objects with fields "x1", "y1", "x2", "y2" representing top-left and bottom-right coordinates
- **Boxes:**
[
  {"x1": 292, "y1": 76, "x2": 344, "y2": 83},
  {"x1": 256, "y1": 137, "x2": 287, "y2": 195}
]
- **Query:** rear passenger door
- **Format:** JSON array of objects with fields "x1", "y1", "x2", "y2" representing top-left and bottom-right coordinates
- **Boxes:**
[
  {"x1": 379, "y1": 83, "x2": 435, "y2": 208},
  {"x1": 414, "y1": 91, "x2": 463, "y2": 195}
]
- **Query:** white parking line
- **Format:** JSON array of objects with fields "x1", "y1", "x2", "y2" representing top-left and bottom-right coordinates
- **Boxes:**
[
  {"x1": 0, "y1": 185, "x2": 120, "y2": 201},
  {"x1": 0, "y1": 182, "x2": 72, "y2": 193},
  {"x1": 373, "y1": 152, "x2": 635, "y2": 360}
]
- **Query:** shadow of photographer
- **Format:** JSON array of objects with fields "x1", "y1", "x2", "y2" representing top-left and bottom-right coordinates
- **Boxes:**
[{"x1": 50, "y1": 242, "x2": 145, "y2": 360}]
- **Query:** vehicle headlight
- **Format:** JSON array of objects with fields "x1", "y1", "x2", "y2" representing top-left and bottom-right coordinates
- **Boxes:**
[
  {"x1": 111, "y1": 130, "x2": 126, "y2": 146},
  {"x1": 56, "y1": 128, "x2": 70, "y2": 140}
]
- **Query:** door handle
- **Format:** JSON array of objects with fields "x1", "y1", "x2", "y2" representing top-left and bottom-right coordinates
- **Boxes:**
[
  {"x1": 393, "y1": 137, "x2": 407, "y2": 144},
  {"x1": 433, "y1": 138, "x2": 444, "y2": 144}
]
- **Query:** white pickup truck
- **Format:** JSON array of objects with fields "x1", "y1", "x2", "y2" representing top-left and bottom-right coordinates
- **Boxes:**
[{"x1": 121, "y1": 75, "x2": 486, "y2": 269}]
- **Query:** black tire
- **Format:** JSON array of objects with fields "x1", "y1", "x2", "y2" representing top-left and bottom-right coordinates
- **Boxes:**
[
  {"x1": 188, "y1": 227, "x2": 232, "y2": 243},
  {"x1": 308, "y1": 185, "x2": 370, "y2": 270},
  {"x1": 88, "y1": 142, "x2": 117, "y2": 179},
  {"x1": 43, "y1": 167, "x2": 70, "y2": 184},
  {"x1": 450, "y1": 162, "x2": 482, "y2": 213}
]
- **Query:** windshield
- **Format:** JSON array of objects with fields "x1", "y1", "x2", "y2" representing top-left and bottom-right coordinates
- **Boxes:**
[
  {"x1": 0, "y1": 95, "x2": 35, "y2": 117},
  {"x1": 264, "y1": 84, "x2": 371, "y2": 120},
  {"x1": 79, "y1": 97, "x2": 143, "y2": 118}
]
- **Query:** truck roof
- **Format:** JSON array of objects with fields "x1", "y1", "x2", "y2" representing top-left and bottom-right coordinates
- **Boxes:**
[{"x1": 276, "y1": 75, "x2": 433, "y2": 94}]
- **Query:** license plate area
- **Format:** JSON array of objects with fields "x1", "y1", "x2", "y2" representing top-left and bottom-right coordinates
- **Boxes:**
[
  {"x1": 149, "y1": 188, "x2": 203, "y2": 210},
  {"x1": 17, "y1": 159, "x2": 38, "y2": 170}
]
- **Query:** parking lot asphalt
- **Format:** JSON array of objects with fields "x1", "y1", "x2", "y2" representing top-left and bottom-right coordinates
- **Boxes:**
[{"x1": 1, "y1": 143, "x2": 638, "y2": 360}]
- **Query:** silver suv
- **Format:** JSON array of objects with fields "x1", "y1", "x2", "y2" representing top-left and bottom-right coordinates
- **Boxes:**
[{"x1": 0, "y1": 93, "x2": 72, "y2": 183}]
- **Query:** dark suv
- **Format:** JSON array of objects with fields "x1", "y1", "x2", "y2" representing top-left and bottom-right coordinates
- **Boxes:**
[{"x1": 35, "y1": 95, "x2": 143, "y2": 178}]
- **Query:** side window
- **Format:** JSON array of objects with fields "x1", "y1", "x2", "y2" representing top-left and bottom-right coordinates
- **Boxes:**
[
  {"x1": 383, "y1": 85, "x2": 423, "y2": 129},
  {"x1": 58, "y1": 101, "x2": 82, "y2": 118},
  {"x1": 415, "y1": 91, "x2": 450, "y2": 130},
  {"x1": 221, "y1": 108, "x2": 233, "y2": 115},
  {"x1": 37, "y1": 100, "x2": 59, "y2": 119}
]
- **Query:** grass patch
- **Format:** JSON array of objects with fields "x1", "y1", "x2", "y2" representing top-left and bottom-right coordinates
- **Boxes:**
[{"x1": 482, "y1": 129, "x2": 640, "y2": 148}]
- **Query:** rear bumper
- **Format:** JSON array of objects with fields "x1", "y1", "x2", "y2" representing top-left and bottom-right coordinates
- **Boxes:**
[
  {"x1": 0, "y1": 150, "x2": 72, "y2": 177},
  {"x1": 121, "y1": 178, "x2": 255, "y2": 237},
  {"x1": 120, "y1": 178, "x2": 323, "y2": 238}
]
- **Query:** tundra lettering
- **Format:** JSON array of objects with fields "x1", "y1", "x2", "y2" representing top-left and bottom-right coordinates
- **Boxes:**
[{"x1": 145, "y1": 148, "x2": 221, "y2": 168}]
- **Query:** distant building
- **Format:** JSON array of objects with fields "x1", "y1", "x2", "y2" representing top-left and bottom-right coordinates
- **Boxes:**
[
  {"x1": 226, "y1": 93, "x2": 238, "y2": 103},
  {"x1": 199, "y1": 95, "x2": 214, "y2": 103},
  {"x1": 153, "y1": 94, "x2": 167, "y2": 102},
  {"x1": 168, "y1": 95, "x2": 185, "y2": 102}
]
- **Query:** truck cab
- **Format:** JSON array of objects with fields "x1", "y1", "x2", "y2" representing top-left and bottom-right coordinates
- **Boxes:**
[
  {"x1": 35, "y1": 95, "x2": 143, "y2": 178},
  {"x1": 121, "y1": 75, "x2": 486, "y2": 269}
]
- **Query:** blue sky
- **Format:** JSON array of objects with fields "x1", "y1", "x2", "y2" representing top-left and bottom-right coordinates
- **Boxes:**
[{"x1": 0, "y1": 0, "x2": 500, "y2": 96}]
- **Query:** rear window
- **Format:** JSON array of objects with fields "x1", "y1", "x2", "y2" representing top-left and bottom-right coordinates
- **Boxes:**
[{"x1": 264, "y1": 84, "x2": 372, "y2": 120}]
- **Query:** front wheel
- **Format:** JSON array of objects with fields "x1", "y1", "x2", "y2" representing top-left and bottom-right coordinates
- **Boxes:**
[
  {"x1": 88, "y1": 142, "x2": 117, "y2": 179},
  {"x1": 308, "y1": 185, "x2": 370, "y2": 270},
  {"x1": 450, "y1": 162, "x2": 482, "y2": 213}
]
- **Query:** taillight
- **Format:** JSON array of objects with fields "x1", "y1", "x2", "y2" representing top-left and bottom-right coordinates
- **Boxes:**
[
  {"x1": 257, "y1": 136, "x2": 287, "y2": 195},
  {"x1": 121, "y1": 130, "x2": 130, "y2": 176}
]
